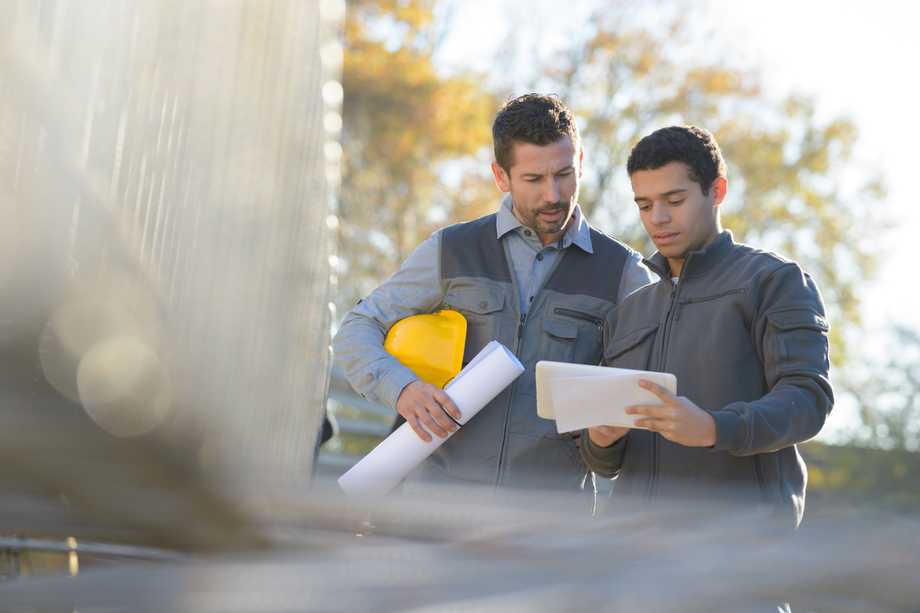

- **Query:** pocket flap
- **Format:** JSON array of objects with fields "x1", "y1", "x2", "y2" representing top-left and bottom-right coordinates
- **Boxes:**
[
  {"x1": 605, "y1": 325, "x2": 659, "y2": 361},
  {"x1": 446, "y1": 289, "x2": 504, "y2": 315},
  {"x1": 765, "y1": 309, "x2": 828, "y2": 332},
  {"x1": 543, "y1": 317, "x2": 578, "y2": 340}
]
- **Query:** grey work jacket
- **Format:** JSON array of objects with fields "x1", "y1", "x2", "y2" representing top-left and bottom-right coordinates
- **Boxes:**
[
  {"x1": 413, "y1": 214, "x2": 634, "y2": 490},
  {"x1": 580, "y1": 231, "x2": 833, "y2": 526}
]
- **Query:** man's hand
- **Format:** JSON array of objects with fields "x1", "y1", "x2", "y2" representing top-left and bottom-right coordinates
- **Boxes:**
[
  {"x1": 587, "y1": 425, "x2": 630, "y2": 448},
  {"x1": 396, "y1": 380, "x2": 462, "y2": 443},
  {"x1": 625, "y1": 379, "x2": 717, "y2": 447}
]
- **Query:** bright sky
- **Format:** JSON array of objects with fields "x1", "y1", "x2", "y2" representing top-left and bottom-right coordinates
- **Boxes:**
[{"x1": 436, "y1": 0, "x2": 920, "y2": 443}]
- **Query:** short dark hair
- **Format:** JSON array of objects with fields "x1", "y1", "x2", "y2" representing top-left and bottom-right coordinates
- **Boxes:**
[
  {"x1": 626, "y1": 126, "x2": 726, "y2": 195},
  {"x1": 492, "y1": 93, "x2": 580, "y2": 172}
]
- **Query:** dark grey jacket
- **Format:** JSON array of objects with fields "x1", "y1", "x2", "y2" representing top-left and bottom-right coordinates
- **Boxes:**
[{"x1": 580, "y1": 231, "x2": 833, "y2": 526}]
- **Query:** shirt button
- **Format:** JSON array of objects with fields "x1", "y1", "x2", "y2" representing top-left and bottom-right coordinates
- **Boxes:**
[
  {"x1": 524, "y1": 229, "x2": 532, "y2": 236},
  {"x1": 529, "y1": 296, "x2": 534, "y2": 302},
  {"x1": 536, "y1": 253, "x2": 544, "y2": 261}
]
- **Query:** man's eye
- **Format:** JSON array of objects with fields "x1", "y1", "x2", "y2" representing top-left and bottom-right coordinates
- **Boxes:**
[
  {"x1": 637, "y1": 204, "x2": 651, "y2": 212},
  {"x1": 668, "y1": 199, "x2": 685, "y2": 206}
]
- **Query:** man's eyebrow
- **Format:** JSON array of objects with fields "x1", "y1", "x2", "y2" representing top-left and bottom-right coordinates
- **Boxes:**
[
  {"x1": 520, "y1": 165, "x2": 574, "y2": 179},
  {"x1": 634, "y1": 188, "x2": 688, "y2": 202}
]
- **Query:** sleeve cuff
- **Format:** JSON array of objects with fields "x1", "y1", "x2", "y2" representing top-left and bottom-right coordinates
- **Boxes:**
[
  {"x1": 709, "y1": 404, "x2": 746, "y2": 453},
  {"x1": 375, "y1": 365, "x2": 420, "y2": 410},
  {"x1": 579, "y1": 430, "x2": 627, "y2": 477}
]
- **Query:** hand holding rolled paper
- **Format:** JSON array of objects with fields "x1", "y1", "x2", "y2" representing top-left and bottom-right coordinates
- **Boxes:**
[
  {"x1": 396, "y1": 380, "x2": 462, "y2": 442},
  {"x1": 338, "y1": 341, "x2": 524, "y2": 497}
]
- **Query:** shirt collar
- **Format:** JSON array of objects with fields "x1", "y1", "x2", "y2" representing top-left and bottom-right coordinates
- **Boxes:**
[{"x1": 495, "y1": 195, "x2": 594, "y2": 254}]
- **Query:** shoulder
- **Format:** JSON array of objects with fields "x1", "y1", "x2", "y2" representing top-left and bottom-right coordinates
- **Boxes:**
[
  {"x1": 441, "y1": 213, "x2": 497, "y2": 239},
  {"x1": 729, "y1": 241, "x2": 824, "y2": 311},
  {"x1": 729, "y1": 240, "x2": 808, "y2": 281},
  {"x1": 588, "y1": 227, "x2": 640, "y2": 258}
]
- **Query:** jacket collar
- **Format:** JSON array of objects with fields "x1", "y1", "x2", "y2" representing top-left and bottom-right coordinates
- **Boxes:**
[{"x1": 643, "y1": 230, "x2": 735, "y2": 281}]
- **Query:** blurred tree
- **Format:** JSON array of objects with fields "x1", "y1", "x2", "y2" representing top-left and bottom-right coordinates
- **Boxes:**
[
  {"x1": 837, "y1": 324, "x2": 920, "y2": 451},
  {"x1": 338, "y1": 2, "x2": 884, "y2": 365},
  {"x1": 802, "y1": 440, "x2": 920, "y2": 515},
  {"x1": 514, "y1": 13, "x2": 885, "y2": 365},
  {"x1": 337, "y1": 0, "x2": 498, "y2": 313}
]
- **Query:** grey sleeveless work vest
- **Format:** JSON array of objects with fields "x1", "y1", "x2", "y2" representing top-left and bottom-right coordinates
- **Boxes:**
[{"x1": 410, "y1": 213, "x2": 631, "y2": 490}]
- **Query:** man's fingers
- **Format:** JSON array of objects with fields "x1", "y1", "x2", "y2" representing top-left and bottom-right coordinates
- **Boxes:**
[
  {"x1": 639, "y1": 379, "x2": 676, "y2": 401},
  {"x1": 626, "y1": 404, "x2": 670, "y2": 418},
  {"x1": 433, "y1": 389, "x2": 462, "y2": 421},
  {"x1": 426, "y1": 401, "x2": 458, "y2": 433},
  {"x1": 408, "y1": 415, "x2": 432, "y2": 443},
  {"x1": 419, "y1": 409, "x2": 450, "y2": 438},
  {"x1": 636, "y1": 418, "x2": 673, "y2": 432}
]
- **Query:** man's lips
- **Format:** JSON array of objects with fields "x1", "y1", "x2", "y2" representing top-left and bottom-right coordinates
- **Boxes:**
[
  {"x1": 539, "y1": 209, "x2": 564, "y2": 220},
  {"x1": 652, "y1": 232, "x2": 680, "y2": 243}
]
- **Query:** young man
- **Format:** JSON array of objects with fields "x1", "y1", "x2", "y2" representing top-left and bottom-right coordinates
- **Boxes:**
[
  {"x1": 334, "y1": 94, "x2": 653, "y2": 490},
  {"x1": 581, "y1": 126, "x2": 833, "y2": 526}
]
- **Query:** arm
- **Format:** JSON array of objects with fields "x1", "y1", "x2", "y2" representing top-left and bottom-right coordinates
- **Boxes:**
[
  {"x1": 617, "y1": 249, "x2": 656, "y2": 302},
  {"x1": 333, "y1": 232, "x2": 460, "y2": 439},
  {"x1": 709, "y1": 263, "x2": 833, "y2": 456}
]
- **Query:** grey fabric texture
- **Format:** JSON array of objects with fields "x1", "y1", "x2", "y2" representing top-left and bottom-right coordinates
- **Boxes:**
[{"x1": 580, "y1": 231, "x2": 833, "y2": 527}]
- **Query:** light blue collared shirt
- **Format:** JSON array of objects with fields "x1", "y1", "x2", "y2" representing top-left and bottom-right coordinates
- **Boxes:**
[{"x1": 496, "y1": 195, "x2": 595, "y2": 315}]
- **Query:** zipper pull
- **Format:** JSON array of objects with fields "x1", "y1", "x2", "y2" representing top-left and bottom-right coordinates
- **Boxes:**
[{"x1": 518, "y1": 314, "x2": 526, "y2": 338}]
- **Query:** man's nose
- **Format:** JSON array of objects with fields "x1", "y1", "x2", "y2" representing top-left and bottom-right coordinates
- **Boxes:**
[
  {"x1": 650, "y1": 202, "x2": 670, "y2": 224},
  {"x1": 544, "y1": 178, "x2": 561, "y2": 203}
]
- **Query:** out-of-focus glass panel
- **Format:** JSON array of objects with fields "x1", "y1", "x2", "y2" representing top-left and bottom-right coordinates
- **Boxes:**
[{"x1": 0, "y1": 0, "x2": 336, "y2": 544}]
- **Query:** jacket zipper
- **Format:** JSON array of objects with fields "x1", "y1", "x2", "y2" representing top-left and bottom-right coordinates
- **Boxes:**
[
  {"x1": 496, "y1": 311, "x2": 527, "y2": 486},
  {"x1": 495, "y1": 247, "x2": 570, "y2": 486},
  {"x1": 648, "y1": 272, "x2": 685, "y2": 499},
  {"x1": 553, "y1": 307, "x2": 603, "y2": 327},
  {"x1": 494, "y1": 237, "x2": 528, "y2": 486}
]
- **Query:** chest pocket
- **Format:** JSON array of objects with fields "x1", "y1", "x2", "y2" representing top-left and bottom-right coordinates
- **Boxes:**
[
  {"x1": 604, "y1": 324, "x2": 659, "y2": 370},
  {"x1": 541, "y1": 317, "x2": 579, "y2": 362},
  {"x1": 542, "y1": 306, "x2": 605, "y2": 364},
  {"x1": 445, "y1": 287, "x2": 505, "y2": 364}
]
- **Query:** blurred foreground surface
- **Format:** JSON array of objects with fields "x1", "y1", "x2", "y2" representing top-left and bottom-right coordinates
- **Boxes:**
[{"x1": 2, "y1": 481, "x2": 920, "y2": 612}]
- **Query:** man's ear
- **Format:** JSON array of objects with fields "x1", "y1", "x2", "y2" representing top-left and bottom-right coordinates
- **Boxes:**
[
  {"x1": 577, "y1": 147, "x2": 585, "y2": 178},
  {"x1": 491, "y1": 161, "x2": 511, "y2": 193},
  {"x1": 711, "y1": 176, "x2": 728, "y2": 208}
]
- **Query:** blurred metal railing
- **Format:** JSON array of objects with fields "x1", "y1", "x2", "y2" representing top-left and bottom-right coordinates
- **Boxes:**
[{"x1": 317, "y1": 364, "x2": 392, "y2": 476}]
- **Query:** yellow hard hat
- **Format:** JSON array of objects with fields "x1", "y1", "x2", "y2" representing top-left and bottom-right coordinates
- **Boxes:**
[{"x1": 384, "y1": 309, "x2": 466, "y2": 388}]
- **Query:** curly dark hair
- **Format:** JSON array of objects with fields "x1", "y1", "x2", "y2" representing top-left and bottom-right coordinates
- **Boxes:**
[
  {"x1": 492, "y1": 93, "x2": 580, "y2": 172},
  {"x1": 626, "y1": 126, "x2": 726, "y2": 195}
]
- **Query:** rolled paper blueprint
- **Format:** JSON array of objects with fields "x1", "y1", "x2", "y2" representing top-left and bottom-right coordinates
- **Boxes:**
[{"x1": 338, "y1": 341, "x2": 524, "y2": 496}]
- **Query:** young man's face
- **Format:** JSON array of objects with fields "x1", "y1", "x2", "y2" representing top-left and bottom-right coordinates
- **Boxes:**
[
  {"x1": 491, "y1": 136, "x2": 583, "y2": 245},
  {"x1": 630, "y1": 161, "x2": 726, "y2": 276}
]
